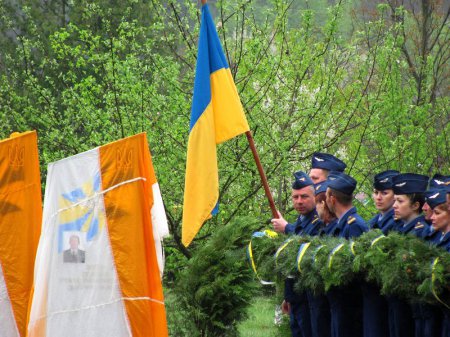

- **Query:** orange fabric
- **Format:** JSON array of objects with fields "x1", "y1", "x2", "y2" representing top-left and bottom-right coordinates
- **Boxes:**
[
  {"x1": 0, "y1": 131, "x2": 42, "y2": 336},
  {"x1": 99, "y1": 133, "x2": 168, "y2": 337}
]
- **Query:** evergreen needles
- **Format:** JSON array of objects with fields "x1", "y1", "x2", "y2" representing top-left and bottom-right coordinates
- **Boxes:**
[{"x1": 249, "y1": 229, "x2": 450, "y2": 307}]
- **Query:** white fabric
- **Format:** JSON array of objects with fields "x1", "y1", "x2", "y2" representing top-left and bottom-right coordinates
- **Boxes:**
[
  {"x1": 28, "y1": 148, "x2": 131, "y2": 337},
  {"x1": 151, "y1": 183, "x2": 169, "y2": 276},
  {"x1": 0, "y1": 263, "x2": 20, "y2": 337}
]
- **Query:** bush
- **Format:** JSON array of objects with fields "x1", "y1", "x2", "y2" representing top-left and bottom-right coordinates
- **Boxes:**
[{"x1": 171, "y1": 216, "x2": 261, "y2": 336}]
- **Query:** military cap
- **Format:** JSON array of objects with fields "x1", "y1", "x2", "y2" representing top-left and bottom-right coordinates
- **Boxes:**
[
  {"x1": 314, "y1": 180, "x2": 329, "y2": 195},
  {"x1": 328, "y1": 172, "x2": 357, "y2": 195},
  {"x1": 425, "y1": 189, "x2": 447, "y2": 209},
  {"x1": 392, "y1": 173, "x2": 429, "y2": 195},
  {"x1": 327, "y1": 170, "x2": 344, "y2": 181},
  {"x1": 373, "y1": 170, "x2": 400, "y2": 190},
  {"x1": 311, "y1": 152, "x2": 346, "y2": 172},
  {"x1": 292, "y1": 171, "x2": 314, "y2": 190},
  {"x1": 429, "y1": 174, "x2": 450, "y2": 190}
]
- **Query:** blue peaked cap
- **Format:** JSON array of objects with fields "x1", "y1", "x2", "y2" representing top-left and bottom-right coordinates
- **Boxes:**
[
  {"x1": 425, "y1": 189, "x2": 447, "y2": 209},
  {"x1": 392, "y1": 173, "x2": 429, "y2": 195},
  {"x1": 328, "y1": 172, "x2": 357, "y2": 195},
  {"x1": 311, "y1": 152, "x2": 346, "y2": 172},
  {"x1": 373, "y1": 170, "x2": 400, "y2": 190},
  {"x1": 292, "y1": 171, "x2": 314, "y2": 190}
]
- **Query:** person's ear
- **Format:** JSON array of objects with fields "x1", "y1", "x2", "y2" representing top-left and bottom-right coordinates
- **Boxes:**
[{"x1": 411, "y1": 201, "x2": 420, "y2": 212}]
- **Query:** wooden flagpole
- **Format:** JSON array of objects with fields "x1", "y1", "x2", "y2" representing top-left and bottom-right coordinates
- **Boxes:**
[{"x1": 245, "y1": 131, "x2": 278, "y2": 218}]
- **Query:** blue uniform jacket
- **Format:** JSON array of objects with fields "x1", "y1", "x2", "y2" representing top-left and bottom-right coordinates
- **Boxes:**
[
  {"x1": 437, "y1": 232, "x2": 450, "y2": 252},
  {"x1": 285, "y1": 209, "x2": 322, "y2": 236},
  {"x1": 328, "y1": 207, "x2": 368, "y2": 239},
  {"x1": 319, "y1": 218, "x2": 338, "y2": 236},
  {"x1": 424, "y1": 228, "x2": 450, "y2": 250},
  {"x1": 368, "y1": 208, "x2": 400, "y2": 234},
  {"x1": 392, "y1": 215, "x2": 429, "y2": 238}
]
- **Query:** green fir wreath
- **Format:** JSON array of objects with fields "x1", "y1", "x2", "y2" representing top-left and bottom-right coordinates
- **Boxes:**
[{"x1": 248, "y1": 228, "x2": 450, "y2": 307}]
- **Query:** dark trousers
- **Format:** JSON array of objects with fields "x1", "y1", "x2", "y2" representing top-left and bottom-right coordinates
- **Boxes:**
[
  {"x1": 307, "y1": 290, "x2": 331, "y2": 337},
  {"x1": 387, "y1": 295, "x2": 414, "y2": 337},
  {"x1": 327, "y1": 282, "x2": 363, "y2": 337},
  {"x1": 285, "y1": 278, "x2": 312, "y2": 337},
  {"x1": 441, "y1": 309, "x2": 450, "y2": 337},
  {"x1": 290, "y1": 300, "x2": 312, "y2": 337},
  {"x1": 412, "y1": 303, "x2": 442, "y2": 337},
  {"x1": 361, "y1": 283, "x2": 389, "y2": 337}
]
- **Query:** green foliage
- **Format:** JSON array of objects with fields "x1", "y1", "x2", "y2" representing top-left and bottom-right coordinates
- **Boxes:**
[
  {"x1": 295, "y1": 236, "x2": 326, "y2": 295},
  {"x1": 417, "y1": 253, "x2": 450, "y2": 306},
  {"x1": 247, "y1": 230, "x2": 285, "y2": 283},
  {"x1": 251, "y1": 229, "x2": 450, "y2": 307},
  {"x1": 273, "y1": 235, "x2": 311, "y2": 279},
  {"x1": 362, "y1": 232, "x2": 450, "y2": 303},
  {"x1": 352, "y1": 229, "x2": 385, "y2": 275},
  {"x1": 172, "y1": 216, "x2": 261, "y2": 336},
  {"x1": 318, "y1": 237, "x2": 355, "y2": 291}
]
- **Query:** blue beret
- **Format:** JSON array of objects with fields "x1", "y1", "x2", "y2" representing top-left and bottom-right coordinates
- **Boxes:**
[
  {"x1": 373, "y1": 170, "x2": 400, "y2": 190},
  {"x1": 314, "y1": 181, "x2": 329, "y2": 195},
  {"x1": 425, "y1": 189, "x2": 447, "y2": 209},
  {"x1": 392, "y1": 173, "x2": 429, "y2": 195},
  {"x1": 292, "y1": 171, "x2": 314, "y2": 190},
  {"x1": 311, "y1": 152, "x2": 346, "y2": 172},
  {"x1": 328, "y1": 173, "x2": 357, "y2": 195},
  {"x1": 429, "y1": 174, "x2": 450, "y2": 190}
]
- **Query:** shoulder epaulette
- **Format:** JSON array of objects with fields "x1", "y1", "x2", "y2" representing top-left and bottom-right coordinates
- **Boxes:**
[
  {"x1": 348, "y1": 216, "x2": 356, "y2": 225},
  {"x1": 415, "y1": 222, "x2": 424, "y2": 230}
]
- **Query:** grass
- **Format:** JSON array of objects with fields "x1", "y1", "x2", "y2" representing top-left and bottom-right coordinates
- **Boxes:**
[{"x1": 237, "y1": 296, "x2": 290, "y2": 337}]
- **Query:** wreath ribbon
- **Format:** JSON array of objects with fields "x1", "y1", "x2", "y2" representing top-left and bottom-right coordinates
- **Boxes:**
[
  {"x1": 296, "y1": 242, "x2": 311, "y2": 272},
  {"x1": 328, "y1": 243, "x2": 345, "y2": 270},
  {"x1": 247, "y1": 230, "x2": 278, "y2": 285},
  {"x1": 370, "y1": 235, "x2": 386, "y2": 247},
  {"x1": 431, "y1": 257, "x2": 450, "y2": 309}
]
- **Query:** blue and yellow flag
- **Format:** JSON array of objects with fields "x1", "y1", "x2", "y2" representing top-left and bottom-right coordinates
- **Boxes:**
[{"x1": 182, "y1": 4, "x2": 249, "y2": 247}]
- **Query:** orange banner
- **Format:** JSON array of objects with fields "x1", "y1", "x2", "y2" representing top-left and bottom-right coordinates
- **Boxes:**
[{"x1": 0, "y1": 131, "x2": 42, "y2": 337}]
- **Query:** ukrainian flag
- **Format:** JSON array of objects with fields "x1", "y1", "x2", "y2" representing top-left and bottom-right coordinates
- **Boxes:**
[{"x1": 182, "y1": 4, "x2": 249, "y2": 247}]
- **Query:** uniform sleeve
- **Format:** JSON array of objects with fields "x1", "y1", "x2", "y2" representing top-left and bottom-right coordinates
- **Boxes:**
[
  {"x1": 346, "y1": 222, "x2": 368, "y2": 239},
  {"x1": 285, "y1": 223, "x2": 295, "y2": 234}
]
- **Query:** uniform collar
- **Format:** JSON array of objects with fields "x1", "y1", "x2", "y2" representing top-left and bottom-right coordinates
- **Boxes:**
[
  {"x1": 382, "y1": 208, "x2": 395, "y2": 220},
  {"x1": 303, "y1": 209, "x2": 317, "y2": 222},
  {"x1": 439, "y1": 231, "x2": 450, "y2": 243}
]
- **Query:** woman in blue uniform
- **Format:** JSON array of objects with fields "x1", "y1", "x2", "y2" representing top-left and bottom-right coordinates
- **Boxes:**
[
  {"x1": 388, "y1": 173, "x2": 430, "y2": 337},
  {"x1": 362, "y1": 170, "x2": 400, "y2": 337},
  {"x1": 368, "y1": 170, "x2": 400, "y2": 233},
  {"x1": 425, "y1": 189, "x2": 450, "y2": 337},
  {"x1": 391, "y1": 173, "x2": 442, "y2": 337}
]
